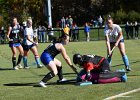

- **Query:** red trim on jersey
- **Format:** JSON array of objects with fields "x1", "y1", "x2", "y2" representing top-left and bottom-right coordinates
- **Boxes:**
[{"x1": 83, "y1": 58, "x2": 105, "y2": 71}]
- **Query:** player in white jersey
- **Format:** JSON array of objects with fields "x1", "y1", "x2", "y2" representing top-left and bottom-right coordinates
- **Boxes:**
[
  {"x1": 22, "y1": 18, "x2": 43, "y2": 68},
  {"x1": 104, "y1": 17, "x2": 131, "y2": 71}
]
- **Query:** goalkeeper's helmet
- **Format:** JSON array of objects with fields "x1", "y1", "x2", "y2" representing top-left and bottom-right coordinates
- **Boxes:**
[{"x1": 73, "y1": 54, "x2": 83, "y2": 65}]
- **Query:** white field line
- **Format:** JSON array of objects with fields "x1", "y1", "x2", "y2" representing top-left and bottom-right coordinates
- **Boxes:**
[{"x1": 103, "y1": 88, "x2": 140, "y2": 100}]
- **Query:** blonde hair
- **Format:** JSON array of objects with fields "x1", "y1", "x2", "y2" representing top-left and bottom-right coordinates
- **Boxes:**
[{"x1": 27, "y1": 18, "x2": 32, "y2": 23}]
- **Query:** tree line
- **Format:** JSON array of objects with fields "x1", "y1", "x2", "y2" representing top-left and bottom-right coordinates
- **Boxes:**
[{"x1": 0, "y1": 0, "x2": 140, "y2": 27}]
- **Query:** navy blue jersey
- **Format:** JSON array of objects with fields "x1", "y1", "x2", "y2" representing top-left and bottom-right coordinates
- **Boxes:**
[
  {"x1": 9, "y1": 24, "x2": 21, "y2": 43},
  {"x1": 44, "y1": 43, "x2": 60, "y2": 58}
]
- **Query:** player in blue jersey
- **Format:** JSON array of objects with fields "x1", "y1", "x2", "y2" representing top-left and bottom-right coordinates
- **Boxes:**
[{"x1": 39, "y1": 34, "x2": 78, "y2": 87}]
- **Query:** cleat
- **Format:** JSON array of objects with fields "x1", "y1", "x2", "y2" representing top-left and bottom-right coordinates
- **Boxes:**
[
  {"x1": 126, "y1": 67, "x2": 131, "y2": 72},
  {"x1": 24, "y1": 66, "x2": 30, "y2": 69},
  {"x1": 37, "y1": 64, "x2": 43, "y2": 68},
  {"x1": 39, "y1": 81, "x2": 47, "y2": 87},
  {"x1": 57, "y1": 78, "x2": 67, "y2": 83},
  {"x1": 13, "y1": 66, "x2": 19, "y2": 70},
  {"x1": 17, "y1": 64, "x2": 23, "y2": 69}
]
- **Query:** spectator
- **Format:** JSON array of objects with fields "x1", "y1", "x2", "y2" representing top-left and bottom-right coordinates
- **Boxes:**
[
  {"x1": 61, "y1": 17, "x2": 65, "y2": 29},
  {"x1": 65, "y1": 17, "x2": 69, "y2": 26},
  {"x1": 38, "y1": 25, "x2": 42, "y2": 42},
  {"x1": 84, "y1": 22, "x2": 90, "y2": 42},
  {"x1": 68, "y1": 15, "x2": 73, "y2": 41},
  {"x1": 68, "y1": 15, "x2": 73, "y2": 27},
  {"x1": 125, "y1": 21, "x2": 130, "y2": 39},
  {"x1": 98, "y1": 15, "x2": 103, "y2": 27},
  {"x1": 38, "y1": 25, "x2": 46, "y2": 43},
  {"x1": 129, "y1": 22, "x2": 134, "y2": 39},
  {"x1": 41, "y1": 25, "x2": 46, "y2": 43},
  {"x1": 72, "y1": 23, "x2": 79, "y2": 41},
  {"x1": 22, "y1": 18, "x2": 43, "y2": 69},
  {"x1": 93, "y1": 19, "x2": 98, "y2": 27},
  {"x1": 63, "y1": 24, "x2": 70, "y2": 35},
  {"x1": 134, "y1": 21, "x2": 139, "y2": 39}
]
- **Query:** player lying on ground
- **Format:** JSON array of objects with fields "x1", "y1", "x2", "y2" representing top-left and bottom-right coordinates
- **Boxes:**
[{"x1": 73, "y1": 53, "x2": 127, "y2": 84}]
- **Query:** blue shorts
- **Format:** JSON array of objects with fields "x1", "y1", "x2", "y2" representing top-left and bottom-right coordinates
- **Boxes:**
[
  {"x1": 40, "y1": 52, "x2": 54, "y2": 65},
  {"x1": 9, "y1": 43, "x2": 21, "y2": 47},
  {"x1": 110, "y1": 39, "x2": 124, "y2": 45},
  {"x1": 22, "y1": 44, "x2": 35, "y2": 51},
  {"x1": 120, "y1": 39, "x2": 124, "y2": 43}
]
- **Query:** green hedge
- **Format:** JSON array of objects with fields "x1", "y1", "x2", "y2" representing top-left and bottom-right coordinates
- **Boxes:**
[{"x1": 106, "y1": 10, "x2": 140, "y2": 24}]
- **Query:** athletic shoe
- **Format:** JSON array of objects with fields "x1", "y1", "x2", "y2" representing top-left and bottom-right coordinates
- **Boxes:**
[
  {"x1": 126, "y1": 66, "x2": 131, "y2": 72},
  {"x1": 17, "y1": 64, "x2": 23, "y2": 69},
  {"x1": 37, "y1": 64, "x2": 43, "y2": 68},
  {"x1": 13, "y1": 66, "x2": 19, "y2": 70},
  {"x1": 39, "y1": 81, "x2": 47, "y2": 87},
  {"x1": 24, "y1": 66, "x2": 30, "y2": 69},
  {"x1": 57, "y1": 78, "x2": 67, "y2": 83}
]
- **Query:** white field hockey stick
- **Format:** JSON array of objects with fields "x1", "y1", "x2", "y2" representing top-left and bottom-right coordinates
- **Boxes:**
[{"x1": 107, "y1": 46, "x2": 116, "y2": 58}]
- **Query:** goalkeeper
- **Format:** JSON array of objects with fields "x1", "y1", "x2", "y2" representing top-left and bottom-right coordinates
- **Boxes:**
[{"x1": 73, "y1": 53, "x2": 127, "y2": 84}]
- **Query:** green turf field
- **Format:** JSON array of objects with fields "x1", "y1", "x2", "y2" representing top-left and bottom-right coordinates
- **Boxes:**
[{"x1": 0, "y1": 39, "x2": 140, "y2": 100}]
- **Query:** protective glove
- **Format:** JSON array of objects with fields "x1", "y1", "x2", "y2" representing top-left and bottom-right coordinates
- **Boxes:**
[{"x1": 85, "y1": 71, "x2": 91, "y2": 80}]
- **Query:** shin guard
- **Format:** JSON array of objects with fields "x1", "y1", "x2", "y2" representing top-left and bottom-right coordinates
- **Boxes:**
[
  {"x1": 57, "y1": 66, "x2": 63, "y2": 80},
  {"x1": 17, "y1": 55, "x2": 23, "y2": 65},
  {"x1": 41, "y1": 71, "x2": 55, "y2": 83},
  {"x1": 12, "y1": 57, "x2": 16, "y2": 68}
]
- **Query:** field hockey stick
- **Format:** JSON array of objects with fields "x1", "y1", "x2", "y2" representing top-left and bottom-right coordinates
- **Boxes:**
[{"x1": 107, "y1": 46, "x2": 116, "y2": 58}]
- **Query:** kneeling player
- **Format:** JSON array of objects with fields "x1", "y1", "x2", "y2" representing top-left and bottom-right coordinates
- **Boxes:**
[{"x1": 73, "y1": 53, "x2": 127, "y2": 84}]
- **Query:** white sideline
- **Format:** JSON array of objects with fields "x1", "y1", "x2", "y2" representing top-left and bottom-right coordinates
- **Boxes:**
[{"x1": 103, "y1": 88, "x2": 140, "y2": 100}]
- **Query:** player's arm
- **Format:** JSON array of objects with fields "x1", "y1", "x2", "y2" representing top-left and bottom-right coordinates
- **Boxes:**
[
  {"x1": 33, "y1": 35, "x2": 38, "y2": 45},
  {"x1": 105, "y1": 35, "x2": 111, "y2": 55},
  {"x1": 59, "y1": 44, "x2": 78, "y2": 74},
  {"x1": 26, "y1": 35, "x2": 34, "y2": 43},
  {"x1": 25, "y1": 28, "x2": 38, "y2": 46},
  {"x1": 26, "y1": 35, "x2": 38, "y2": 46}
]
